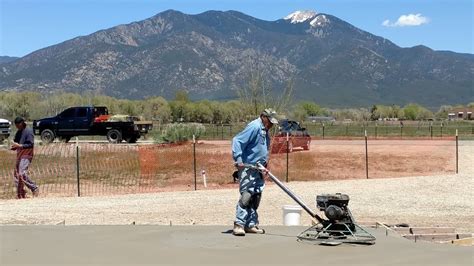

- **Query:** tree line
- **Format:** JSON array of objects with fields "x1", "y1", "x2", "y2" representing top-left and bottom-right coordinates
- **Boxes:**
[{"x1": 0, "y1": 91, "x2": 472, "y2": 123}]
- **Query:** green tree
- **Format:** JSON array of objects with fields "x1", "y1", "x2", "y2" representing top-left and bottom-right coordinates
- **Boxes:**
[
  {"x1": 170, "y1": 101, "x2": 187, "y2": 122},
  {"x1": 416, "y1": 107, "x2": 434, "y2": 120},
  {"x1": 292, "y1": 101, "x2": 326, "y2": 122},
  {"x1": 327, "y1": 108, "x2": 371, "y2": 122},
  {"x1": 402, "y1": 104, "x2": 419, "y2": 120},
  {"x1": 191, "y1": 101, "x2": 213, "y2": 123},
  {"x1": 1, "y1": 92, "x2": 42, "y2": 120},
  {"x1": 174, "y1": 90, "x2": 190, "y2": 102},
  {"x1": 388, "y1": 105, "x2": 402, "y2": 119},
  {"x1": 292, "y1": 106, "x2": 308, "y2": 122},
  {"x1": 225, "y1": 100, "x2": 245, "y2": 123},
  {"x1": 209, "y1": 101, "x2": 234, "y2": 124},
  {"x1": 300, "y1": 101, "x2": 325, "y2": 116},
  {"x1": 142, "y1": 97, "x2": 171, "y2": 122},
  {"x1": 435, "y1": 105, "x2": 452, "y2": 120},
  {"x1": 370, "y1": 105, "x2": 378, "y2": 120},
  {"x1": 374, "y1": 105, "x2": 385, "y2": 120},
  {"x1": 117, "y1": 99, "x2": 139, "y2": 115},
  {"x1": 89, "y1": 95, "x2": 120, "y2": 114},
  {"x1": 170, "y1": 90, "x2": 192, "y2": 122},
  {"x1": 402, "y1": 103, "x2": 433, "y2": 120}
]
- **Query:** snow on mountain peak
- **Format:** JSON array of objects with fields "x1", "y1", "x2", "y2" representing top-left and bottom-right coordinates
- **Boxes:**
[
  {"x1": 284, "y1": 10, "x2": 317, "y2": 24},
  {"x1": 310, "y1": 14, "x2": 329, "y2": 27}
]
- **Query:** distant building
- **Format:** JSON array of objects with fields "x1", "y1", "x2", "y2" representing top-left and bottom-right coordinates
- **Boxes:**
[
  {"x1": 307, "y1": 116, "x2": 336, "y2": 123},
  {"x1": 448, "y1": 108, "x2": 473, "y2": 120}
]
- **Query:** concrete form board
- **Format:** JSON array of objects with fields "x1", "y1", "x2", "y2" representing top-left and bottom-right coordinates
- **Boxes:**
[
  {"x1": 447, "y1": 237, "x2": 473, "y2": 246},
  {"x1": 392, "y1": 227, "x2": 411, "y2": 234},
  {"x1": 410, "y1": 227, "x2": 457, "y2": 234},
  {"x1": 404, "y1": 233, "x2": 473, "y2": 242}
]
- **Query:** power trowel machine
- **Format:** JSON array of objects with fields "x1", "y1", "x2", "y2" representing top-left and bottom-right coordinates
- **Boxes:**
[{"x1": 253, "y1": 162, "x2": 376, "y2": 245}]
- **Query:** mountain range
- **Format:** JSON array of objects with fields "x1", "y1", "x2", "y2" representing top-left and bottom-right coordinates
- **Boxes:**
[
  {"x1": 0, "y1": 56, "x2": 19, "y2": 64},
  {"x1": 0, "y1": 10, "x2": 473, "y2": 108}
]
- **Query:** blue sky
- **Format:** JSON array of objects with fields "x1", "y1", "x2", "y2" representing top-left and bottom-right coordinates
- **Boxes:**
[{"x1": 1, "y1": 0, "x2": 473, "y2": 57}]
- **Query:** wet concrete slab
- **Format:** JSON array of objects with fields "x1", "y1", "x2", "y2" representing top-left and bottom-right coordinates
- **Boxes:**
[{"x1": 0, "y1": 225, "x2": 471, "y2": 265}]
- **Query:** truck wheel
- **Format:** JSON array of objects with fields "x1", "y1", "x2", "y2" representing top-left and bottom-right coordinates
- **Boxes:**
[
  {"x1": 107, "y1": 129, "x2": 122, "y2": 143},
  {"x1": 126, "y1": 136, "x2": 138, "y2": 143},
  {"x1": 303, "y1": 140, "x2": 310, "y2": 150},
  {"x1": 41, "y1": 129, "x2": 55, "y2": 144}
]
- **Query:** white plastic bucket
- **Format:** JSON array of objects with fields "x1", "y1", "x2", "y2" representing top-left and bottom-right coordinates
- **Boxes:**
[{"x1": 282, "y1": 205, "x2": 302, "y2": 226}]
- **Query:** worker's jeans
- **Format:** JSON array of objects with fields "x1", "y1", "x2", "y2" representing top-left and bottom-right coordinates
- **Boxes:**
[
  {"x1": 14, "y1": 159, "x2": 38, "y2": 198},
  {"x1": 235, "y1": 167, "x2": 265, "y2": 228}
]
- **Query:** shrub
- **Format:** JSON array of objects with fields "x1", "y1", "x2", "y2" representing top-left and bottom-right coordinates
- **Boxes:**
[
  {"x1": 159, "y1": 123, "x2": 206, "y2": 143},
  {"x1": 146, "y1": 129, "x2": 164, "y2": 143}
]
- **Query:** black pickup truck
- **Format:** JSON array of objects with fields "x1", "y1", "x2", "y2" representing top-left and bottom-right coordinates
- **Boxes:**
[{"x1": 33, "y1": 106, "x2": 152, "y2": 143}]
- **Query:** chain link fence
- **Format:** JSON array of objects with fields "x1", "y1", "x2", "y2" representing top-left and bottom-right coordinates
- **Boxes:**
[{"x1": 154, "y1": 122, "x2": 473, "y2": 140}]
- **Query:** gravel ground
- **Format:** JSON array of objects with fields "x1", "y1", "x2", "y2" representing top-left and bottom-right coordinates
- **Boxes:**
[{"x1": 1, "y1": 141, "x2": 472, "y2": 233}]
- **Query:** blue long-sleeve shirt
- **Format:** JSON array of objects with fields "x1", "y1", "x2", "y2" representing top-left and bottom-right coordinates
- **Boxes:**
[
  {"x1": 13, "y1": 127, "x2": 34, "y2": 161},
  {"x1": 232, "y1": 118, "x2": 270, "y2": 165}
]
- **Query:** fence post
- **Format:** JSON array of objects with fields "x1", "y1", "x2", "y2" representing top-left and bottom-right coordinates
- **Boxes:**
[
  {"x1": 365, "y1": 130, "x2": 369, "y2": 179},
  {"x1": 76, "y1": 137, "x2": 80, "y2": 197},
  {"x1": 440, "y1": 123, "x2": 443, "y2": 138},
  {"x1": 193, "y1": 135, "x2": 197, "y2": 190},
  {"x1": 456, "y1": 129, "x2": 458, "y2": 174},
  {"x1": 322, "y1": 124, "x2": 325, "y2": 139},
  {"x1": 286, "y1": 132, "x2": 289, "y2": 183},
  {"x1": 221, "y1": 124, "x2": 224, "y2": 140},
  {"x1": 430, "y1": 123, "x2": 433, "y2": 139},
  {"x1": 201, "y1": 169, "x2": 207, "y2": 188},
  {"x1": 375, "y1": 123, "x2": 377, "y2": 139}
]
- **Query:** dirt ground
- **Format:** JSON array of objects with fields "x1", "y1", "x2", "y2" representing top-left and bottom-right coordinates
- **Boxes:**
[
  {"x1": 0, "y1": 140, "x2": 471, "y2": 234},
  {"x1": 125, "y1": 139, "x2": 458, "y2": 191},
  {"x1": 1, "y1": 139, "x2": 457, "y2": 198}
]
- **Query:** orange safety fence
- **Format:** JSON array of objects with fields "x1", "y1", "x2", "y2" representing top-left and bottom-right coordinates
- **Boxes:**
[{"x1": 0, "y1": 138, "x2": 457, "y2": 199}]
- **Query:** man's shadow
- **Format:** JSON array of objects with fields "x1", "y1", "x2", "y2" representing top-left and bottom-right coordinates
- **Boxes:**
[
  {"x1": 221, "y1": 229, "x2": 296, "y2": 238},
  {"x1": 221, "y1": 229, "x2": 233, "y2": 234}
]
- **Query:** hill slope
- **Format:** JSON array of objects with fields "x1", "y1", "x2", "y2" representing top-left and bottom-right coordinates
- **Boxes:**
[{"x1": 0, "y1": 10, "x2": 473, "y2": 107}]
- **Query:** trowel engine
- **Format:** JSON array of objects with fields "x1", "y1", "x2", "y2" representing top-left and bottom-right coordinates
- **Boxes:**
[{"x1": 316, "y1": 193, "x2": 354, "y2": 227}]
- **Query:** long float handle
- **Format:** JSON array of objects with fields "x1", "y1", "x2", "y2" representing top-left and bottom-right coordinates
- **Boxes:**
[{"x1": 253, "y1": 162, "x2": 325, "y2": 224}]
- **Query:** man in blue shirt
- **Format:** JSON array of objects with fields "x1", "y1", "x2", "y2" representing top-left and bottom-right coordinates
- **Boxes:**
[{"x1": 232, "y1": 108, "x2": 278, "y2": 236}]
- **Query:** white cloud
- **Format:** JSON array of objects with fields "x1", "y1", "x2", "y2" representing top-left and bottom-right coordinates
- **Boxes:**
[
  {"x1": 382, "y1": 20, "x2": 391, "y2": 27},
  {"x1": 382, "y1": 13, "x2": 430, "y2": 27}
]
